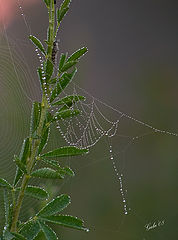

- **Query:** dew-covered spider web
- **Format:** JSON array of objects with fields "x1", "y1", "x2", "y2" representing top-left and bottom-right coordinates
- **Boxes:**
[{"x1": 1, "y1": 1, "x2": 178, "y2": 239}]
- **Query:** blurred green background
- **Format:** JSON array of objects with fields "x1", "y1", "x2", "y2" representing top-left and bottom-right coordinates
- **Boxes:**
[{"x1": 1, "y1": 0, "x2": 178, "y2": 239}]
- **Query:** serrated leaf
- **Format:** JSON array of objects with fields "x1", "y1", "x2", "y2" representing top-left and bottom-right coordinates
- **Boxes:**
[
  {"x1": 39, "y1": 215, "x2": 89, "y2": 232},
  {"x1": 38, "y1": 126, "x2": 50, "y2": 155},
  {"x1": 57, "y1": 7, "x2": 69, "y2": 24},
  {"x1": 16, "y1": 186, "x2": 49, "y2": 200},
  {"x1": 60, "y1": 60, "x2": 78, "y2": 72},
  {"x1": 45, "y1": 60, "x2": 53, "y2": 82},
  {"x1": 58, "y1": 53, "x2": 67, "y2": 71},
  {"x1": 50, "y1": 68, "x2": 77, "y2": 103},
  {"x1": 54, "y1": 109, "x2": 80, "y2": 120},
  {"x1": 41, "y1": 146, "x2": 88, "y2": 158},
  {"x1": 19, "y1": 221, "x2": 40, "y2": 240},
  {"x1": 37, "y1": 194, "x2": 70, "y2": 217},
  {"x1": 30, "y1": 102, "x2": 41, "y2": 137},
  {"x1": 10, "y1": 232, "x2": 27, "y2": 240},
  {"x1": 31, "y1": 168, "x2": 63, "y2": 179},
  {"x1": 67, "y1": 47, "x2": 88, "y2": 62},
  {"x1": 38, "y1": 221, "x2": 57, "y2": 240},
  {"x1": 0, "y1": 178, "x2": 12, "y2": 189},
  {"x1": 52, "y1": 95, "x2": 85, "y2": 106},
  {"x1": 29, "y1": 35, "x2": 46, "y2": 56},
  {"x1": 14, "y1": 155, "x2": 27, "y2": 174}
]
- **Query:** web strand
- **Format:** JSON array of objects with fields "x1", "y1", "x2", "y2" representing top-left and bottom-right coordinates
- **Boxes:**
[{"x1": 9, "y1": 0, "x2": 178, "y2": 225}]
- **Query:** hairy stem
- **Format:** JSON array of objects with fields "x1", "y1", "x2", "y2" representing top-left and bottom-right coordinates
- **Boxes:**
[
  {"x1": 47, "y1": 0, "x2": 55, "y2": 58},
  {"x1": 10, "y1": 1, "x2": 55, "y2": 232},
  {"x1": 10, "y1": 95, "x2": 48, "y2": 232}
]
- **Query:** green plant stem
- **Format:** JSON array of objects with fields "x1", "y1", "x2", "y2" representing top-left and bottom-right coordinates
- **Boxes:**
[
  {"x1": 11, "y1": 188, "x2": 16, "y2": 220},
  {"x1": 10, "y1": 95, "x2": 48, "y2": 232},
  {"x1": 47, "y1": 0, "x2": 55, "y2": 58},
  {"x1": 10, "y1": 1, "x2": 55, "y2": 232},
  {"x1": 54, "y1": 23, "x2": 60, "y2": 39},
  {"x1": 10, "y1": 174, "x2": 29, "y2": 232}
]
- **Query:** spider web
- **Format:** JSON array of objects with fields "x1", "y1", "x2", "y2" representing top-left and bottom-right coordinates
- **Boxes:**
[{"x1": 0, "y1": 1, "x2": 178, "y2": 239}]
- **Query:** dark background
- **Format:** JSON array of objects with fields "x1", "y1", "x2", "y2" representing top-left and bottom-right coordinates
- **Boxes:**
[{"x1": 1, "y1": 0, "x2": 178, "y2": 239}]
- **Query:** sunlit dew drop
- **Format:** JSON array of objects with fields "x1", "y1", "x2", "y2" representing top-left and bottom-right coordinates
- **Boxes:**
[{"x1": 109, "y1": 143, "x2": 129, "y2": 215}]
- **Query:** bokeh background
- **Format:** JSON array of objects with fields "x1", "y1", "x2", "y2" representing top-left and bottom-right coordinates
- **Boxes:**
[{"x1": 1, "y1": 0, "x2": 178, "y2": 239}]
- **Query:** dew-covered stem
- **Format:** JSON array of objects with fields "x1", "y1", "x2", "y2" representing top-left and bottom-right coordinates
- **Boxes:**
[
  {"x1": 10, "y1": 0, "x2": 55, "y2": 229},
  {"x1": 10, "y1": 94, "x2": 49, "y2": 232}
]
